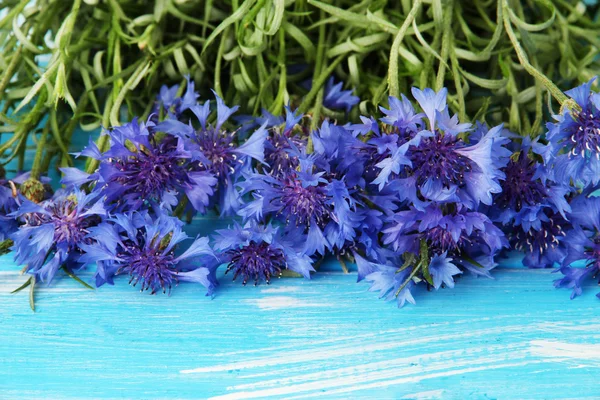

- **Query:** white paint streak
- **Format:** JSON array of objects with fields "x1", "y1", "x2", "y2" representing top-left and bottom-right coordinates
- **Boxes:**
[
  {"x1": 260, "y1": 286, "x2": 302, "y2": 294},
  {"x1": 400, "y1": 389, "x2": 445, "y2": 399},
  {"x1": 530, "y1": 340, "x2": 600, "y2": 365},
  {"x1": 180, "y1": 323, "x2": 552, "y2": 374},
  {"x1": 240, "y1": 296, "x2": 326, "y2": 311}
]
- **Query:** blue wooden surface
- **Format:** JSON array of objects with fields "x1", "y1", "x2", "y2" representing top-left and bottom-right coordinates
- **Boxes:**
[{"x1": 1, "y1": 235, "x2": 600, "y2": 399}]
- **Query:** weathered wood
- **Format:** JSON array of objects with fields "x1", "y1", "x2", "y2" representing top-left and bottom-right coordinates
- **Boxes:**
[{"x1": 1, "y1": 252, "x2": 599, "y2": 399}]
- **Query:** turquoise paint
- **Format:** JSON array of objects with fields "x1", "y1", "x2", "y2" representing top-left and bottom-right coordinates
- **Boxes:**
[{"x1": 1, "y1": 248, "x2": 599, "y2": 399}]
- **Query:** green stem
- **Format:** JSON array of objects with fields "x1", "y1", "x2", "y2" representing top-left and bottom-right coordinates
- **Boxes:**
[
  {"x1": 435, "y1": 0, "x2": 454, "y2": 92},
  {"x1": 30, "y1": 126, "x2": 48, "y2": 180},
  {"x1": 501, "y1": 0, "x2": 569, "y2": 107},
  {"x1": 388, "y1": 0, "x2": 422, "y2": 98}
]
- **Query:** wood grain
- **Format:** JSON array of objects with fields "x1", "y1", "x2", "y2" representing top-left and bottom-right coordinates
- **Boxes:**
[{"x1": 1, "y1": 247, "x2": 600, "y2": 399}]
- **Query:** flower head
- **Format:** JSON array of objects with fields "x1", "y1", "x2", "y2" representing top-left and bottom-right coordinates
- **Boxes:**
[
  {"x1": 213, "y1": 222, "x2": 314, "y2": 285},
  {"x1": 362, "y1": 88, "x2": 510, "y2": 210},
  {"x1": 63, "y1": 118, "x2": 217, "y2": 213},
  {"x1": 364, "y1": 204, "x2": 507, "y2": 307},
  {"x1": 489, "y1": 136, "x2": 572, "y2": 268},
  {"x1": 79, "y1": 210, "x2": 217, "y2": 295},
  {"x1": 323, "y1": 77, "x2": 359, "y2": 113},
  {"x1": 239, "y1": 149, "x2": 361, "y2": 256},
  {"x1": 155, "y1": 92, "x2": 268, "y2": 215},
  {"x1": 554, "y1": 195, "x2": 600, "y2": 298},
  {"x1": 10, "y1": 189, "x2": 106, "y2": 283},
  {"x1": 546, "y1": 77, "x2": 600, "y2": 188}
]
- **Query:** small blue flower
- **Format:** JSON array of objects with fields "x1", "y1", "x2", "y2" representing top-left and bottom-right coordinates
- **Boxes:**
[
  {"x1": 79, "y1": 210, "x2": 217, "y2": 295},
  {"x1": 554, "y1": 195, "x2": 600, "y2": 299},
  {"x1": 546, "y1": 77, "x2": 600, "y2": 188},
  {"x1": 364, "y1": 264, "x2": 416, "y2": 308},
  {"x1": 154, "y1": 75, "x2": 199, "y2": 117},
  {"x1": 323, "y1": 77, "x2": 359, "y2": 113},
  {"x1": 213, "y1": 222, "x2": 315, "y2": 284},
  {"x1": 10, "y1": 189, "x2": 106, "y2": 284}
]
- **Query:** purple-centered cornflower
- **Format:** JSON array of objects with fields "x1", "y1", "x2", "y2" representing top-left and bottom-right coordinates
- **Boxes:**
[
  {"x1": 489, "y1": 134, "x2": 572, "y2": 268},
  {"x1": 553, "y1": 195, "x2": 600, "y2": 299},
  {"x1": 213, "y1": 222, "x2": 314, "y2": 285},
  {"x1": 546, "y1": 77, "x2": 600, "y2": 188},
  {"x1": 10, "y1": 189, "x2": 106, "y2": 283},
  {"x1": 78, "y1": 210, "x2": 217, "y2": 295},
  {"x1": 62, "y1": 117, "x2": 217, "y2": 213},
  {"x1": 156, "y1": 92, "x2": 268, "y2": 215},
  {"x1": 238, "y1": 136, "x2": 362, "y2": 257},
  {"x1": 349, "y1": 94, "x2": 424, "y2": 184},
  {"x1": 235, "y1": 106, "x2": 305, "y2": 176},
  {"x1": 364, "y1": 204, "x2": 507, "y2": 307},
  {"x1": 366, "y1": 88, "x2": 510, "y2": 210}
]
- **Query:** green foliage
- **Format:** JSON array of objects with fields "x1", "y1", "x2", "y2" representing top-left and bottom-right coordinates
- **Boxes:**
[{"x1": 0, "y1": 0, "x2": 599, "y2": 173}]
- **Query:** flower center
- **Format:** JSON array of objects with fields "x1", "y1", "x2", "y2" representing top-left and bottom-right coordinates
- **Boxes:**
[
  {"x1": 279, "y1": 176, "x2": 329, "y2": 226},
  {"x1": 196, "y1": 130, "x2": 239, "y2": 177},
  {"x1": 265, "y1": 133, "x2": 299, "y2": 175},
  {"x1": 496, "y1": 154, "x2": 547, "y2": 211},
  {"x1": 568, "y1": 110, "x2": 600, "y2": 158},
  {"x1": 424, "y1": 226, "x2": 466, "y2": 255},
  {"x1": 225, "y1": 242, "x2": 286, "y2": 285},
  {"x1": 410, "y1": 133, "x2": 473, "y2": 188},
  {"x1": 115, "y1": 143, "x2": 187, "y2": 198},
  {"x1": 121, "y1": 245, "x2": 177, "y2": 294},
  {"x1": 512, "y1": 215, "x2": 565, "y2": 255},
  {"x1": 46, "y1": 200, "x2": 91, "y2": 250}
]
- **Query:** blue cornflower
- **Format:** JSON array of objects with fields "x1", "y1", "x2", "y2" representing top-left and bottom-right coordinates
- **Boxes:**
[
  {"x1": 10, "y1": 189, "x2": 106, "y2": 283},
  {"x1": 349, "y1": 94, "x2": 424, "y2": 183},
  {"x1": 264, "y1": 107, "x2": 306, "y2": 176},
  {"x1": 213, "y1": 222, "x2": 314, "y2": 285},
  {"x1": 546, "y1": 77, "x2": 600, "y2": 188},
  {"x1": 154, "y1": 75, "x2": 199, "y2": 117},
  {"x1": 79, "y1": 210, "x2": 217, "y2": 295},
  {"x1": 365, "y1": 204, "x2": 507, "y2": 307},
  {"x1": 62, "y1": 117, "x2": 217, "y2": 213},
  {"x1": 156, "y1": 92, "x2": 268, "y2": 215},
  {"x1": 368, "y1": 88, "x2": 510, "y2": 210},
  {"x1": 0, "y1": 172, "x2": 19, "y2": 241},
  {"x1": 239, "y1": 146, "x2": 361, "y2": 256},
  {"x1": 554, "y1": 195, "x2": 600, "y2": 299},
  {"x1": 323, "y1": 77, "x2": 360, "y2": 113},
  {"x1": 489, "y1": 135, "x2": 572, "y2": 268}
]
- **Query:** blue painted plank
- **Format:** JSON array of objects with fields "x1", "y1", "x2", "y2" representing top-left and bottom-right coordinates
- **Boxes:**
[{"x1": 1, "y1": 247, "x2": 599, "y2": 399}]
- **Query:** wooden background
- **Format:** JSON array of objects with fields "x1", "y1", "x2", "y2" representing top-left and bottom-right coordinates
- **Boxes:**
[{"x1": 1, "y1": 239, "x2": 599, "y2": 399}]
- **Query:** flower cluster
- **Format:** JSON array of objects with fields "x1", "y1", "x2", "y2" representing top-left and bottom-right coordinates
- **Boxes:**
[{"x1": 6, "y1": 76, "x2": 600, "y2": 307}]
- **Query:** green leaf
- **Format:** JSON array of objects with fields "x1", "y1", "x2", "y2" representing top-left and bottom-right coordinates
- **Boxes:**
[
  {"x1": 507, "y1": 0, "x2": 555, "y2": 32},
  {"x1": 202, "y1": 0, "x2": 255, "y2": 55},
  {"x1": 280, "y1": 269, "x2": 303, "y2": 278},
  {"x1": 264, "y1": 0, "x2": 285, "y2": 36},
  {"x1": 62, "y1": 267, "x2": 94, "y2": 290},
  {"x1": 460, "y1": 69, "x2": 507, "y2": 90},
  {"x1": 307, "y1": 0, "x2": 370, "y2": 28},
  {"x1": 29, "y1": 277, "x2": 36, "y2": 312},
  {"x1": 11, "y1": 276, "x2": 32, "y2": 294}
]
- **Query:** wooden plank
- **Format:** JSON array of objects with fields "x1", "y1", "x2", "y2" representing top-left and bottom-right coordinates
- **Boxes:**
[{"x1": 1, "y1": 252, "x2": 599, "y2": 399}]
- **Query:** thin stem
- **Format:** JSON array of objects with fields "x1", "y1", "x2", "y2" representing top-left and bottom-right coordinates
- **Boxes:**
[
  {"x1": 388, "y1": 0, "x2": 422, "y2": 98},
  {"x1": 501, "y1": 0, "x2": 570, "y2": 107}
]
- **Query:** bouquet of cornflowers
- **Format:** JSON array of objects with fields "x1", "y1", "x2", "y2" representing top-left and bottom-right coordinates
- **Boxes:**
[
  {"x1": 2, "y1": 1, "x2": 600, "y2": 310},
  {"x1": 3, "y1": 75, "x2": 600, "y2": 310}
]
